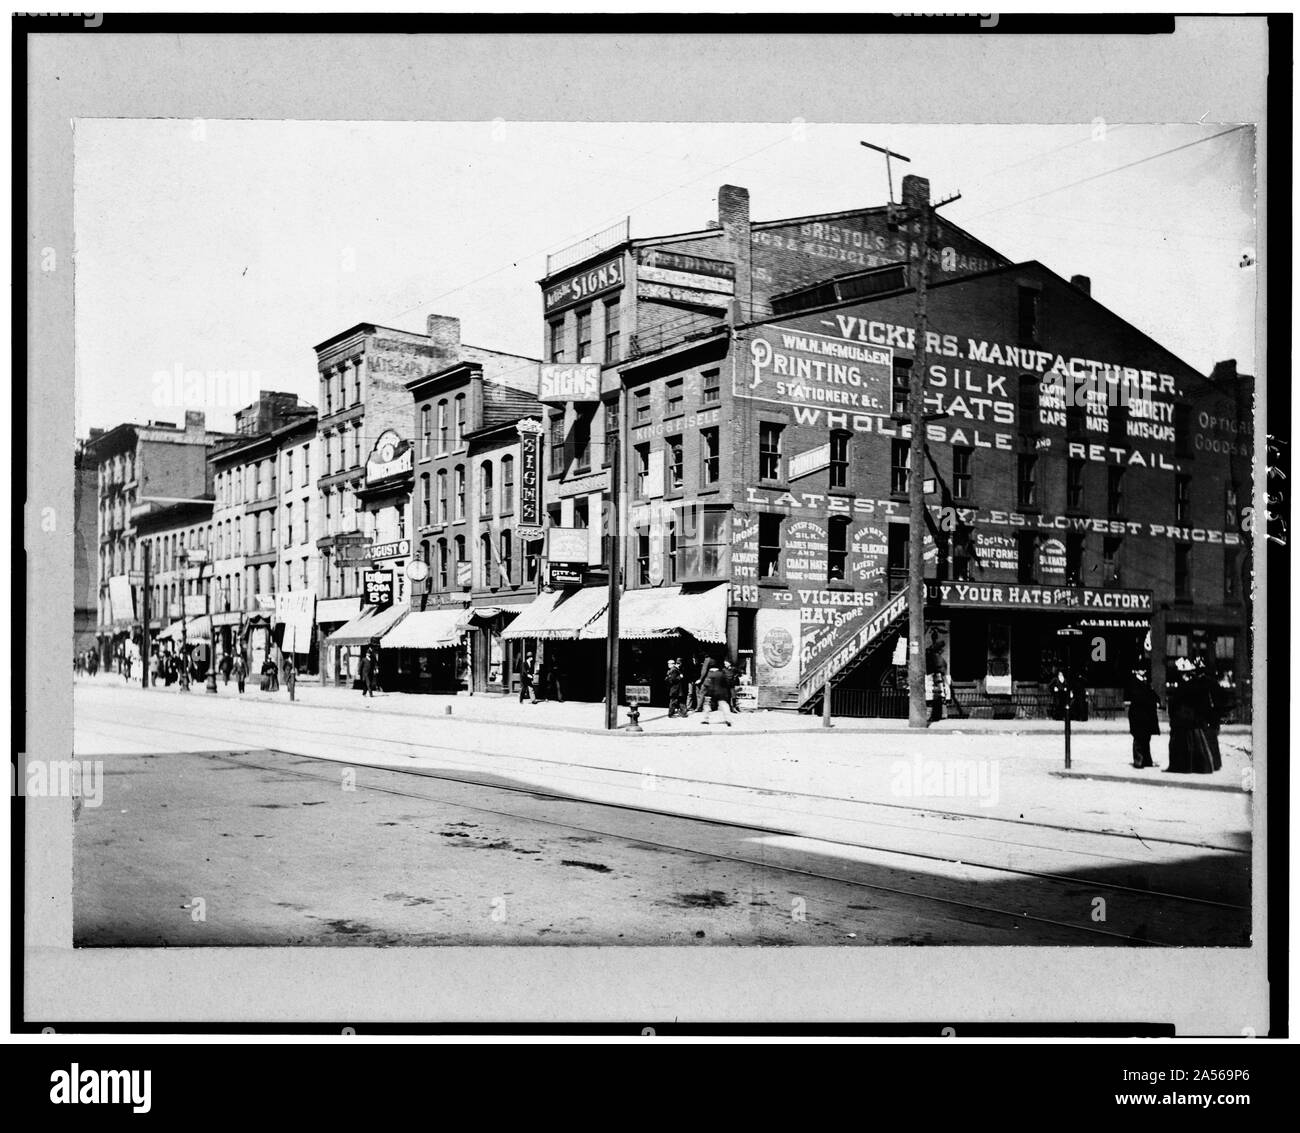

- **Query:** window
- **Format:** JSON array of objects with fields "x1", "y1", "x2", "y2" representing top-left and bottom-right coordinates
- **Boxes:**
[
  {"x1": 667, "y1": 523, "x2": 678, "y2": 583},
  {"x1": 548, "y1": 319, "x2": 564, "y2": 364},
  {"x1": 549, "y1": 413, "x2": 566, "y2": 476},
  {"x1": 759, "y1": 422, "x2": 784, "y2": 481},
  {"x1": 829, "y1": 430, "x2": 851, "y2": 490},
  {"x1": 454, "y1": 465, "x2": 465, "y2": 521},
  {"x1": 1017, "y1": 286, "x2": 1040, "y2": 344},
  {"x1": 827, "y1": 517, "x2": 849, "y2": 581},
  {"x1": 437, "y1": 540, "x2": 448, "y2": 590},
  {"x1": 1067, "y1": 458, "x2": 1085, "y2": 510},
  {"x1": 1107, "y1": 398, "x2": 1128, "y2": 446},
  {"x1": 284, "y1": 453, "x2": 293, "y2": 491},
  {"x1": 1065, "y1": 532, "x2": 1084, "y2": 585},
  {"x1": 1225, "y1": 485, "x2": 1238, "y2": 531},
  {"x1": 604, "y1": 298, "x2": 620, "y2": 362},
  {"x1": 1175, "y1": 543, "x2": 1192, "y2": 600},
  {"x1": 324, "y1": 374, "x2": 333, "y2": 415},
  {"x1": 437, "y1": 401, "x2": 448, "y2": 452},
  {"x1": 574, "y1": 497, "x2": 589, "y2": 530},
  {"x1": 1017, "y1": 532, "x2": 1038, "y2": 583},
  {"x1": 454, "y1": 535, "x2": 466, "y2": 583},
  {"x1": 353, "y1": 359, "x2": 362, "y2": 405},
  {"x1": 634, "y1": 443, "x2": 651, "y2": 497},
  {"x1": 501, "y1": 455, "x2": 514, "y2": 512},
  {"x1": 700, "y1": 507, "x2": 729, "y2": 577},
  {"x1": 636, "y1": 531, "x2": 651, "y2": 585},
  {"x1": 352, "y1": 425, "x2": 361, "y2": 468},
  {"x1": 1017, "y1": 454, "x2": 1037, "y2": 509},
  {"x1": 890, "y1": 439, "x2": 911, "y2": 495},
  {"x1": 303, "y1": 444, "x2": 310, "y2": 484},
  {"x1": 1066, "y1": 401, "x2": 1085, "y2": 438},
  {"x1": 1107, "y1": 467, "x2": 1124, "y2": 518},
  {"x1": 1175, "y1": 474, "x2": 1191, "y2": 525},
  {"x1": 666, "y1": 379, "x2": 684, "y2": 416},
  {"x1": 480, "y1": 462, "x2": 495, "y2": 517},
  {"x1": 302, "y1": 506, "x2": 310, "y2": 545},
  {"x1": 499, "y1": 530, "x2": 512, "y2": 586},
  {"x1": 892, "y1": 358, "x2": 911, "y2": 417},
  {"x1": 573, "y1": 406, "x2": 594, "y2": 472},
  {"x1": 480, "y1": 533, "x2": 493, "y2": 587},
  {"x1": 525, "y1": 548, "x2": 539, "y2": 584},
  {"x1": 1224, "y1": 545, "x2": 1238, "y2": 603},
  {"x1": 1174, "y1": 403, "x2": 1193, "y2": 458},
  {"x1": 667, "y1": 435, "x2": 684, "y2": 492},
  {"x1": 1102, "y1": 536, "x2": 1122, "y2": 586},
  {"x1": 952, "y1": 525, "x2": 972, "y2": 581},
  {"x1": 603, "y1": 401, "x2": 620, "y2": 468},
  {"x1": 700, "y1": 426, "x2": 720, "y2": 486},
  {"x1": 436, "y1": 470, "x2": 448, "y2": 524},
  {"x1": 702, "y1": 369, "x2": 720, "y2": 405},
  {"x1": 952, "y1": 446, "x2": 972, "y2": 502},
  {"x1": 1018, "y1": 376, "x2": 1039, "y2": 433},
  {"x1": 576, "y1": 307, "x2": 593, "y2": 362},
  {"x1": 759, "y1": 513, "x2": 782, "y2": 578},
  {"x1": 421, "y1": 406, "x2": 431, "y2": 459},
  {"x1": 454, "y1": 394, "x2": 466, "y2": 449},
  {"x1": 633, "y1": 388, "x2": 651, "y2": 426},
  {"x1": 421, "y1": 473, "x2": 432, "y2": 526}
]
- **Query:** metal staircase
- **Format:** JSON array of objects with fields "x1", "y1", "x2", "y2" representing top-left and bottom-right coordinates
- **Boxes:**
[{"x1": 797, "y1": 589, "x2": 909, "y2": 713}]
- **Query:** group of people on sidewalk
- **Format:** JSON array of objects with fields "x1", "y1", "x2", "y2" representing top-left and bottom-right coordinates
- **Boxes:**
[
  {"x1": 1127, "y1": 659, "x2": 1225, "y2": 774},
  {"x1": 514, "y1": 653, "x2": 566, "y2": 704},
  {"x1": 667, "y1": 655, "x2": 740, "y2": 726}
]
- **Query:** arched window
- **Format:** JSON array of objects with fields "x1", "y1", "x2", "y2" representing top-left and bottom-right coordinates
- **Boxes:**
[
  {"x1": 420, "y1": 473, "x2": 431, "y2": 526},
  {"x1": 437, "y1": 400, "x2": 448, "y2": 453},
  {"x1": 500, "y1": 530, "x2": 513, "y2": 585},
  {"x1": 501, "y1": 455, "x2": 514, "y2": 512},
  {"x1": 480, "y1": 461, "x2": 494, "y2": 518},
  {"x1": 454, "y1": 394, "x2": 466, "y2": 449},
  {"x1": 421, "y1": 406, "x2": 431, "y2": 459},
  {"x1": 480, "y1": 532, "x2": 493, "y2": 587},
  {"x1": 436, "y1": 469, "x2": 448, "y2": 524},
  {"x1": 437, "y1": 539, "x2": 448, "y2": 590},
  {"x1": 453, "y1": 535, "x2": 466, "y2": 584},
  {"x1": 454, "y1": 465, "x2": 465, "y2": 521}
]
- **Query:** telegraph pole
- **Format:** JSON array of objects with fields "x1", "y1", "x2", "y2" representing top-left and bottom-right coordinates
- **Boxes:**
[
  {"x1": 861, "y1": 141, "x2": 960, "y2": 728},
  {"x1": 604, "y1": 430, "x2": 621, "y2": 730},
  {"x1": 141, "y1": 539, "x2": 151, "y2": 688}
]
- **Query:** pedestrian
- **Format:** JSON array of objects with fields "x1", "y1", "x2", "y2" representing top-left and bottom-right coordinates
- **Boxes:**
[
  {"x1": 122, "y1": 652, "x2": 132, "y2": 682},
  {"x1": 1192, "y1": 658, "x2": 1223, "y2": 772},
  {"x1": 722, "y1": 660, "x2": 738, "y2": 711},
  {"x1": 698, "y1": 657, "x2": 734, "y2": 727},
  {"x1": 1166, "y1": 658, "x2": 1215, "y2": 773},
  {"x1": 517, "y1": 652, "x2": 538, "y2": 704},
  {"x1": 1125, "y1": 670, "x2": 1160, "y2": 769},
  {"x1": 260, "y1": 657, "x2": 275, "y2": 692},
  {"x1": 233, "y1": 652, "x2": 247, "y2": 694},
  {"x1": 666, "y1": 659, "x2": 688, "y2": 718},
  {"x1": 220, "y1": 652, "x2": 232, "y2": 686},
  {"x1": 547, "y1": 656, "x2": 565, "y2": 703},
  {"x1": 285, "y1": 658, "x2": 297, "y2": 701},
  {"x1": 359, "y1": 647, "x2": 374, "y2": 697}
]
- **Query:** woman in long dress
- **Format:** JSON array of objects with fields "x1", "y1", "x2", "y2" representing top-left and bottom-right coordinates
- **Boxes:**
[{"x1": 1165, "y1": 658, "x2": 1215, "y2": 774}]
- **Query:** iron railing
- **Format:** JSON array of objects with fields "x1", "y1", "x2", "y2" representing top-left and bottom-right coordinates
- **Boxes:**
[{"x1": 546, "y1": 218, "x2": 630, "y2": 277}]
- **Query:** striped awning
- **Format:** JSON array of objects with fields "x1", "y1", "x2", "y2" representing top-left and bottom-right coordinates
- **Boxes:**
[
  {"x1": 156, "y1": 620, "x2": 186, "y2": 642},
  {"x1": 327, "y1": 603, "x2": 409, "y2": 647},
  {"x1": 589, "y1": 583, "x2": 728, "y2": 644},
  {"x1": 500, "y1": 588, "x2": 608, "y2": 640},
  {"x1": 186, "y1": 616, "x2": 213, "y2": 642},
  {"x1": 380, "y1": 609, "x2": 466, "y2": 651}
]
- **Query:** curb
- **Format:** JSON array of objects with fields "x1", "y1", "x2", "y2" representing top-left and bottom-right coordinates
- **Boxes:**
[{"x1": 1049, "y1": 769, "x2": 1248, "y2": 793}]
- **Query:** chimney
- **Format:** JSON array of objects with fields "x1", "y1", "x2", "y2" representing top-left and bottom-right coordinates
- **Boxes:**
[
  {"x1": 717, "y1": 184, "x2": 752, "y2": 317},
  {"x1": 1070, "y1": 274, "x2": 1091, "y2": 295},
  {"x1": 426, "y1": 314, "x2": 461, "y2": 369},
  {"x1": 901, "y1": 174, "x2": 931, "y2": 211},
  {"x1": 184, "y1": 410, "x2": 205, "y2": 433},
  {"x1": 1211, "y1": 359, "x2": 1238, "y2": 383}
]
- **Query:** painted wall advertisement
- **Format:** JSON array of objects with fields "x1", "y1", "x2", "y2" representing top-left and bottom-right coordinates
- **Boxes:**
[
  {"x1": 543, "y1": 256, "x2": 625, "y2": 314},
  {"x1": 784, "y1": 520, "x2": 828, "y2": 583},
  {"x1": 756, "y1": 608, "x2": 801, "y2": 690},
  {"x1": 730, "y1": 512, "x2": 759, "y2": 605},
  {"x1": 742, "y1": 324, "x2": 892, "y2": 416}
]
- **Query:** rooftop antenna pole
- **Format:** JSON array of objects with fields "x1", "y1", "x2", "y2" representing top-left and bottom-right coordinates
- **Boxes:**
[{"x1": 860, "y1": 139, "x2": 911, "y2": 217}]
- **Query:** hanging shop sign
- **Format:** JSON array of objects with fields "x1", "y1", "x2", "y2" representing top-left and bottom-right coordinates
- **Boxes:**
[
  {"x1": 548, "y1": 563, "x2": 585, "y2": 587},
  {"x1": 369, "y1": 538, "x2": 410, "y2": 562},
  {"x1": 108, "y1": 575, "x2": 135, "y2": 623},
  {"x1": 539, "y1": 363, "x2": 602, "y2": 403},
  {"x1": 543, "y1": 256, "x2": 625, "y2": 314},
  {"x1": 362, "y1": 570, "x2": 394, "y2": 608},
  {"x1": 788, "y1": 443, "x2": 832, "y2": 481},
  {"x1": 517, "y1": 419, "x2": 544, "y2": 533},
  {"x1": 365, "y1": 429, "x2": 413, "y2": 485},
  {"x1": 336, "y1": 538, "x2": 372, "y2": 564},
  {"x1": 546, "y1": 526, "x2": 591, "y2": 565},
  {"x1": 926, "y1": 581, "x2": 1153, "y2": 613},
  {"x1": 406, "y1": 560, "x2": 430, "y2": 582},
  {"x1": 455, "y1": 560, "x2": 472, "y2": 587}
]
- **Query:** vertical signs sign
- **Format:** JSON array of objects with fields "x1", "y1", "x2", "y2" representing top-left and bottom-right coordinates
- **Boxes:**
[{"x1": 516, "y1": 419, "x2": 544, "y2": 541}]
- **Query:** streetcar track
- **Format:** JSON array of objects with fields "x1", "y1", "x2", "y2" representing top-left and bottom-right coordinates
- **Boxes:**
[{"x1": 80, "y1": 699, "x2": 1250, "y2": 858}]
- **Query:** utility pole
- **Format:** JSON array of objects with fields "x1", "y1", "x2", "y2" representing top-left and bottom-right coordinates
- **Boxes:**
[
  {"x1": 604, "y1": 430, "x2": 621, "y2": 730},
  {"x1": 861, "y1": 141, "x2": 960, "y2": 728},
  {"x1": 141, "y1": 539, "x2": 151, "y2": 688}
]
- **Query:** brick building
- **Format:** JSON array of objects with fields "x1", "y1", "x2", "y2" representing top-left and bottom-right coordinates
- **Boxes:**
[
  {"x1": 74, "y1": 435, "x2": 100, "y2": 658},
  {"x1": 83, "y1": 410, "x2": 238, "y2": 668},
  {"x1": 133, "y1": 498, "x2": 216, "y2": 672}
]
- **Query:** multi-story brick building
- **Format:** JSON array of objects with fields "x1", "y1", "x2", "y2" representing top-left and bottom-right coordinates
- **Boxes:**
[
  {"x1": 74, "y1": 435, "x2": 100, "y2": 658},
  {"x1": 133, "y1": 497, "x2": 216, "y2": 671},
  {"x1": 83, "y1": 410, "x2": 238, "y2": 669}
]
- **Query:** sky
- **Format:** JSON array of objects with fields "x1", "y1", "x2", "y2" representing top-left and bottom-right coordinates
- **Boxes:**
[{"x1": 73, "y1": 120, "x2": 1257, "y2": 437}]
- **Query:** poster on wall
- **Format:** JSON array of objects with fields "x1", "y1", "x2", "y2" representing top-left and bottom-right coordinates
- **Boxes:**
[
  {"x1": 756, "y1": 608, "x2": 801, "y2": 690},
  {"x1": 986, "y1": 621, "x2": 1012, "y2": 695}
]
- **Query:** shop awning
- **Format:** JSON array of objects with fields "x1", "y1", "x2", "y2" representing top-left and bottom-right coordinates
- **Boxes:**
[
  {"x1": 380, "y1": 609, "x2": 466, "y2": 651},
  {"x1": 327, "y1": 603, "x2": 409, "y2": 647},
  {"x1": 317, "y1": 596, "x2": 361, "y2": 624},
  {"x1": 186, "y1": 616, "x2": 213, "y2": 642},
  {"x1": 591, "y1": 583, "x2": 729, "y2": 644},
  {"x1": 500, "y1": 588, "x2": 608, "y2": 640},
  {"x1": 212, "y1": 611, "x2": 244, "y2": 628},
  {"x1": 156, "y1": 620, "x2": 186, "y2": 642}
]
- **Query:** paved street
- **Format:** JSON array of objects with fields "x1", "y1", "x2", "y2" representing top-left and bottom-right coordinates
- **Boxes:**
[{"x1": 72, "y1": 677, "x2": 1252, "y2": 947}]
